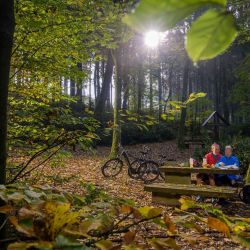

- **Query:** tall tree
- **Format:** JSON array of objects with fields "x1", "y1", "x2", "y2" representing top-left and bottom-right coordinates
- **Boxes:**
[
  {"x1": 95, "y1": 50, "x2": 114, "y2": 118},
  {"x1": 178, "y1": 57, "x2": 190, "y2": 148},
  {"x1": 0, "y1": 0, "x2": 15, "y2": 184},
  {"x1": 0, "y1": 0, "x2": 15, "y2": 244},
  {"x1": 110, "y1": 47, "x2": 122, "y2": 158}
]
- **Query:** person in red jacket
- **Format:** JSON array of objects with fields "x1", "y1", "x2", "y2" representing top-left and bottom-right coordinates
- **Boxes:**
[{"x1": 197, "y1": 143, "x2": 222, "y2": 186}]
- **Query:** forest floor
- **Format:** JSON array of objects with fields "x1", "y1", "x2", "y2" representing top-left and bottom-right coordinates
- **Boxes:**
[{"x1": 26, "y1": 140, "x2": 249, "y2": 250}]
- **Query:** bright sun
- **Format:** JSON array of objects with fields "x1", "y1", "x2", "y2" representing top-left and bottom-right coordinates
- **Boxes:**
[{"x1": 144, "y1": 31, "x2": 161, "y2": 48}]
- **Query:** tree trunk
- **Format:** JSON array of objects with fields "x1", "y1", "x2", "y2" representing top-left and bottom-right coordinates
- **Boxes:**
[
  {"x1": 94, "y1": 50, "x2": 114, "y2": 118},
  {"x1": 88, "y1": 62, "x2": 92, "y2": 109},
  {"x1": 158, "y1": 63, "x2": 162, "y2": 120},
  {"x1": 0, "y1": 0, "x2": 15, "y2": 244},
  {"x1": 95, "y1": 61, "x2": 100, "y2": 98},
  {"x1": 0, "y1": 0, "x2": 15, "y2": 184},
  {"x1": 149, "y1": 53, "x2": 153, "y2": 114},
  {"x1": 122, "y1": 44, "x2": 129, "y2": 110},
  {"x1": 137, "y1": 63, "x2": 144, "y2": 114},
  {"x1": 70, "y1": 79, "x2": 76, "y2": 97},
  {"x1": 178, "y1": 58, "x2": 189, "y2": 148},
  {"x1": 110, "y1": 48, "x2": 122, "y2": 158}
]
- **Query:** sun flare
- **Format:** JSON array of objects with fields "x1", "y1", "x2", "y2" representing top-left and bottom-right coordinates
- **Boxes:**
[{"x1": 144, "y1": 31, "x2": 162, "y2": 48}]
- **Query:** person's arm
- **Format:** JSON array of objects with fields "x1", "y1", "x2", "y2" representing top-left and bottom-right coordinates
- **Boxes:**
[
  {"x1": 215, "y1": 156, "x2": 225, "y2": 168},
  {"x1": 234, "y1": 156, "x2": 240, "y2": 167}
]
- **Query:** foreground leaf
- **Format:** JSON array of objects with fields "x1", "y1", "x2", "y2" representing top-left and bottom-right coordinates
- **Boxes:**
[
  {"x1": 179, "y1": 198, "x2": 197, "y2": 211},
  {"x1": 123, "y1": 0, "x2": 226, "y2": 31},
  {"x1": 186, "y1": 9, "x2": 238, "y2": 62},
  {"x1": 9, "y1": 216, "x2": 35, "y2": 237},
  {"x1": 8, "y1": 241, "x2": 53, "y2": 250},
  {"x1": 232, "y1": 235, "x2": 250, "y2": 249},
  {"x1": 124, "y1": 231, "x2": 136, "y2": 245},
  {"x1": 164, "y1": 216, "x2": 176, "y2": 234},
  {"x1": 95, "y1": 240, "x2": 113, "y2": 250},
  {"x1": 149, "y1": 238, "x2": 180, "y2": 250},
  {"x1": 207, "y1": 216, "x2": 230, "y2": 237},
  {"x1": 54, "y1": 235, "x2": 90, "y2": 250}
]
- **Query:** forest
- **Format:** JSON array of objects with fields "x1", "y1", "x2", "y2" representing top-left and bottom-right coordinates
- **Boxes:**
[{"x1": 0, "y1": 0, "x2": 250, "y2": 249}]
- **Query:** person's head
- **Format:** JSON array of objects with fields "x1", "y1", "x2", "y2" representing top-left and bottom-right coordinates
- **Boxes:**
[
  {"x1": 211, "y1": 143, "x2": 220, "y2": 155},
  {"x1": 225, "y1": 145, "x2": 233, "y2": 157}
]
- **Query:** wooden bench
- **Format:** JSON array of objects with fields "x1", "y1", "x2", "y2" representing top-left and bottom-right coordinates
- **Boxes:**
[
  {"x1": 145, "y1": 183, "x2": 237, "y2": 206},
  {"x1": 145, "y1": 166, "x2": 240, "y2": 206}
]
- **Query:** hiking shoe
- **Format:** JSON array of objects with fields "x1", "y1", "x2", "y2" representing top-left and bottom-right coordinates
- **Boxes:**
[{"x1": 196, "y1": 196, "x2": 204, "y2": 202}]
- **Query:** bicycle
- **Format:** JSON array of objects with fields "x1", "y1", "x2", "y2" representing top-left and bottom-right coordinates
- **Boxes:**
[{"x1": 101, "y1": 145, "x2": 160, "y2": 183}]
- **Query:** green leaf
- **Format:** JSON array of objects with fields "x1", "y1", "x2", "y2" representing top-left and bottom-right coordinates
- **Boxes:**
[
  {"x1": 54, "y1": 235, "x2": 90, "y2": 250},
  {"x1": 186, "y1": 9, "x2": 238, "y2": 62},
  {"x1": 24, "y1": 190, "x2": 44, "y2": 199},
  {"x1": 185, "y1": 92, "x2": 207, "y2": 104},
  {"x1": 123, "y1": 0, "x2": 226, "y2": 31}
]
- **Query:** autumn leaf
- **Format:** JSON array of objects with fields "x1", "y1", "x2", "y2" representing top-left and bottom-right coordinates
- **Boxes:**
[
  {"x1": 0, "y1": 204, "x2": 15, "y2": 214},
  {"x1": 120, "y1": 205, "x2": 133, "y2": 214},
  {"x1": 164, "y1": 215, "x2": 176, "y2": 234},
  {"x1": 9, "y1": 216, "x2": 35, "y2": 237},
  {"x1": 95, "y1": 239, "x2": 113, "y2": 250},
  {"x1": 207, "y1": 216, "x2": 230, "y2": 237},
  {"x1": 124, "y1": 231, "x2": 136, "y2": 245},
  {"x1": 149, "y1": 238, "x2": 180, "y2": 250}
]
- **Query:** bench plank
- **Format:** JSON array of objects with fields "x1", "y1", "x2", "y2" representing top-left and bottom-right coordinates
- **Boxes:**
[
  {"x1": 145, "y1": 183, "x2": 237, "y2": 206},
  {"x1": 161, "y1": 166, "x2": 240, "y2": 175}
]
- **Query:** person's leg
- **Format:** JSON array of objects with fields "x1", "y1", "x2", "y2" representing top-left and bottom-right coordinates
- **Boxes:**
[
  {"x1": 215, "y1": 175, "x2": 227, "y2": 186},
  {"x1": 196, "y1": 174, "x2": 206, "y2": 202},
  {"x1": 196, "y1": 173, "x2": 205, "y2": 185},
  {"x1": 208, "y1": 174, "x2": 215, "y2": 186}
]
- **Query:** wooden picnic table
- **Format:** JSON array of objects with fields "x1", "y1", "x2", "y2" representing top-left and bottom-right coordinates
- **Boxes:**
[
  {"x1": 160, "y1": 165, "x2": 240, "y2": 185},
  {"x1": 145, "y1": 165, "x2": 240, "y2": 206}
]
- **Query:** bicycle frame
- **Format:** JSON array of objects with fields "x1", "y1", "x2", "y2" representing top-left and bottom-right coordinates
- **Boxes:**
[{"x1": 121, "y1": 150, "x2": 132, "y2": 167}]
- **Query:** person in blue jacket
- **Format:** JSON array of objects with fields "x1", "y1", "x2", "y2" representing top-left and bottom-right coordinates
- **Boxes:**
[{"x1": 215, "y1": 145, "x2": 241, "y2": 186}]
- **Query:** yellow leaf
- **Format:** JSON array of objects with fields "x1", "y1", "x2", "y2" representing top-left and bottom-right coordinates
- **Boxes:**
[
  {"x1": 207, "y1": 216, "x2": 230, "y2": 237},
  {"x1": 179, "y1": 198, "x2": 197, "y2": 211},
  {"x1": 43, "y1": 201, "x2": 80, "y2": 239},
  {"x1": 138, "y1": 207, "x2": 161, "y2": 219}
]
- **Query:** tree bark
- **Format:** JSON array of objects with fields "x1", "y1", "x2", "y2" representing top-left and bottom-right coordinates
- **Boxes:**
[
  {"x1": 178, "y1": 58, "x2": 189, "y2": 148},
  {"x1": 158, "y1": 63, "x2": 162, "y2": 120},
  {"x1": 110, "y1": 48, "x2": 122, "y2": 158},
  {"x1": 122, "y1": 44, "x2": 129, "y2": 110},
  {"x1": 0, "y1": 0, "x2": 15, "y2": 184},
  {"x1": 0, "y1": 0, "x2": 15, "y2": 245},
  {"x1": 94, "y1": 50, "x2": 114, "y2": 118}
]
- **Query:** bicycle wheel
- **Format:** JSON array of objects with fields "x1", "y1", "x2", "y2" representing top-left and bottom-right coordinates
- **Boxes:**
[
  {"x1": 128, "y1": 159, "x2": 143, "y2": 180},
  {"x1": 101, "y1": 158, "x2": 123, "y2": 177},
  {"x1": 138, "y1": 160, "x2": 160, "y2": 183}
]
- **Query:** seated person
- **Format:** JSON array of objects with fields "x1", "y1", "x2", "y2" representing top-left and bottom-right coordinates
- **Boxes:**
[
  {"x1": 197, "y1": 143, "x2": 221, "y2": 186},
  {"x1": 215, "y1": 145, "x2": 241, "y2": 186}
]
